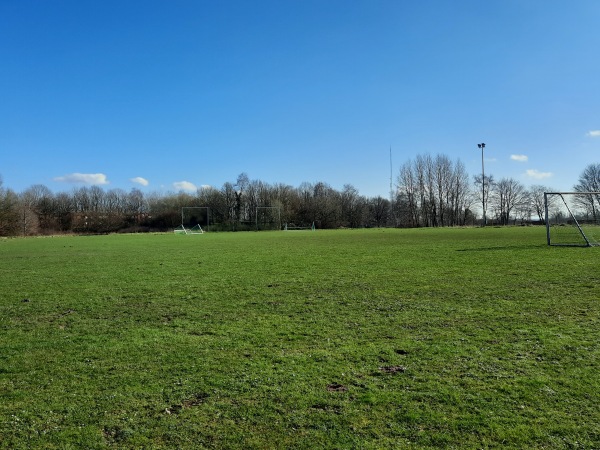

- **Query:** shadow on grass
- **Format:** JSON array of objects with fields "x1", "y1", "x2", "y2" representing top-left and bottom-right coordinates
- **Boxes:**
[{"x1": 456, "y1": 244, "x2": 548, "y2": 252}]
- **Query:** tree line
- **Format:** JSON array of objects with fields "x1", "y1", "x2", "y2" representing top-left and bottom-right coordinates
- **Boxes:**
[
  {"x1": 0, "y1": 172, "x2": 395, "y2": 235},
  {"x1": 398, "y1": 157, "x2": 600, "y2": 227},
  {"x1": 1, "y1": 158, "x2": 598, "y2": 236}
]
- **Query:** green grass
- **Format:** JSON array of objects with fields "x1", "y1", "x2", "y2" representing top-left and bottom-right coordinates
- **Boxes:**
[{"x1": 1, "y1": 228, "x2": 599, "y2": 449}]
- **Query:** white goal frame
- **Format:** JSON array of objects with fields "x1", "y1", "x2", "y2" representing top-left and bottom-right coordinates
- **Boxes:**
[
  {"x1": 181, "y1": 207, "x2": 210, "y2": 232},
  {"x1": 284, "y1": 222, "x2": 315, "y2": 231},
  {"x1": 174, "y1": 224, "x2": 204, "y2": 235},
  {"x1": 545, "y1": 192, "x2": 600, "y2": 246}
]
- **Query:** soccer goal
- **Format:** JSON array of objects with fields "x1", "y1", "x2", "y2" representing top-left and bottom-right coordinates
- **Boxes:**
[
  {"x1": 173, "y1": 224, "x2": 204, "y2": 235},
  {"x1": 181, "y1": 207, "x2": 210, "y2": 232},
  {"x1": 255, "y1": 206, "x2": 281, "y2": 231},
  {"x1": 545, "y1": 192, "x2": 600, "y2": 246},
  {"x1": 284, "y1": 222, "x2": 316, "y2": 231}
]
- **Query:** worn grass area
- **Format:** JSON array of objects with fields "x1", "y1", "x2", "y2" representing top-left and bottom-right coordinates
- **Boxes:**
[{"x1": 0, "y1": 228, "x2": 599, "y2": 449}]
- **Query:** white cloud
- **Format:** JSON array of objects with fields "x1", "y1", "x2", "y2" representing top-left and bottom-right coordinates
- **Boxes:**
[
  {"x1": 587, "y1": 130, "x2": 600, "y2": 137},
  {"x1": 173, "y1": 181, "x2": 197, "y2": 192},
  {"x1": 54, "y1": 173, "x2": 109, "y2": 185},
  {"x1": 130, "y1": 176, "x2": 149, "y2": 186},
  {"x1": 525, "y1": 169, "x2": 553, "y2": 180},
  {"x1": 510, "y1": 154, "x2": 528, "y2": 162}
]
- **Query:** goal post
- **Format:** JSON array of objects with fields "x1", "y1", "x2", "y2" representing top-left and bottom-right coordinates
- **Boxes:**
[
  {"x1": 284, "y1": 222, "x2": 316, "y2": 231},
  {"x1": 174, "y1": 224, "x2": 187, "y2": 235},
  {"x1": 188, "y1": 224, "x2": 204, "y2": 234},
  {"x1": 181, "y1": 207, "x2": 210, "y2": 232},
  {"x1": 255, "y1": 206, "x2": 281, "y2": 231},
  {"x1": 544, "y1": 192, "x2": 600, "y2": 246}
]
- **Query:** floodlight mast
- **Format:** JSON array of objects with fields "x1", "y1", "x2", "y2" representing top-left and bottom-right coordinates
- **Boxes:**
[
  {"x1": 478, "y1": 143, "x2": 486, "y2": 226},
  {"x1": 390, "y1": 146, "x2": 394, "y2": 226}
]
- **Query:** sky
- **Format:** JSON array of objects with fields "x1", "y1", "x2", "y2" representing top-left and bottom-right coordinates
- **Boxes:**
[{"x1": 1, "y1": 0, "x2": 599, "y2": 198}]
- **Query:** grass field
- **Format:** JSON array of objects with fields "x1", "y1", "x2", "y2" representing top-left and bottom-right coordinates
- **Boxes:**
[{"x1": 1, "y1": 227, "x2": 599, "y2": 449}]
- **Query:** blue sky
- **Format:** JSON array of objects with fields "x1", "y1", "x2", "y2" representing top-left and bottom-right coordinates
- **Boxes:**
[{"x1": 1, "y1": 0, "x2": 599, "y2": 197}]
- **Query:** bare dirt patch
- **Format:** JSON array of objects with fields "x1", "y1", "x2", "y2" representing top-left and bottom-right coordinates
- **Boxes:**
[{"x1": 379, "y1": 365, "x2": 406, "y2": 374}]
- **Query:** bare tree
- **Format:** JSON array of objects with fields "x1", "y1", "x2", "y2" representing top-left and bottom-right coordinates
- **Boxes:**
[
  {"x1": 397, "y1": 154, "x2": 471, "y2": 227},
  {"x1": 53, "y1": 192, "x2": 74, "y2": 231},
  {"x1": 573, "y1": 163, "x2": 600, "y2": 220},
  {"x1": 529, "y1": 185, "x2": 554, "y2": 223},
  {"x1": 221, "y1": 182, "x2": 238, "y2": 229},
  {"x1": 235, "y1": 173, "x2": 251, "y2": 224},
  {"x1": 17, "y1": 184, "x2": 55, "y2": 235},
  {"x1": 144, "y1": 191, "x2": 179, "y2": 230},
  {"x1": 73, "y1": 187, "x2": 91, "y2": 213},
  {"x1": 245, "y1": 180, "x2": 260, "y2": 226},
  {"x1": 368, "y1": 196, "x2": 390, "y2": 227},
  {"x1": 423, "y1": 154, "x2": 438, "y2": 226},
  {"x1": 295, "y1": 182, "x2": 314, "y2": 227},
  {"x1": 0, "y1": 176, "x2": 20, "y2": 236},
  {"x1": 126, "y1": 188, "x2": 147, "y2": 226},
  {"x1": 397, "y1": 160, "x2": 419, "y2": 227},
  {"x1": 104, "y1": 188, "x2": 128, "y2": 230},
  {"x1": 490, "y1": 178, "x2": 528, "y2": 225},
  {"x1": 271, "y1": 182, "x2": 296, "y2": 225},
  {"x1": 20, "y1": 185, "x2": 52, "y2": 235},
  {"x1": 449, "y1": 160, "x2": 472, "y2": 226},
  {"x1": 340, "y1": 184, "x2": 365, "y2": 228},
  {"x1": 434, "y1": 154, "x2": 453, "y2": 226},
  {"x1": 312, "y1": 181, "x2": 340, "y2": 228}
]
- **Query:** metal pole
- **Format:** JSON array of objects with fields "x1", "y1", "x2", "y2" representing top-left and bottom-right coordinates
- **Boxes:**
[
  {"x1": 390, "y1": 146, "x2": 394, "y2": 227},
  {"x1": 478, "y1": 143, "x2": 486, "y2": 226},
  {"x1": 544, "y1": 192, "x2": 550, "y2": 245}
]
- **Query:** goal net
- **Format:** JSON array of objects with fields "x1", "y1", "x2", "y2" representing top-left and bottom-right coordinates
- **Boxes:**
[
  {"x1": 181, "y1": 207, "x2": 209, "y2": 232},
  {"x1": 284, "y1": 222, "x2": 316, "y2": 231},
  {"x1": 545, "y1": 192, "x2": 600, "y2": 246},
  {"x1": 255, "y1": 206, "x2": 281, "y2": 231}
]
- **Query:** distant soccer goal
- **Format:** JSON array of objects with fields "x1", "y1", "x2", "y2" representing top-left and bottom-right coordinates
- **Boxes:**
[
  {"x1": 284, "y1": 222, "x2": 315, "y2": 231},
  {"x1": 545, "y1": 192, "x2": 600, "y2": 246},
  {"x1": 174, "y1": 224, "x2": 204, "y2": 235},
  {"x1": 181, "y1": 207, "x2": 210, "y2": 232},
  {"x1": 256, "y1": 206, "x2": 281, "y2": 231}
]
